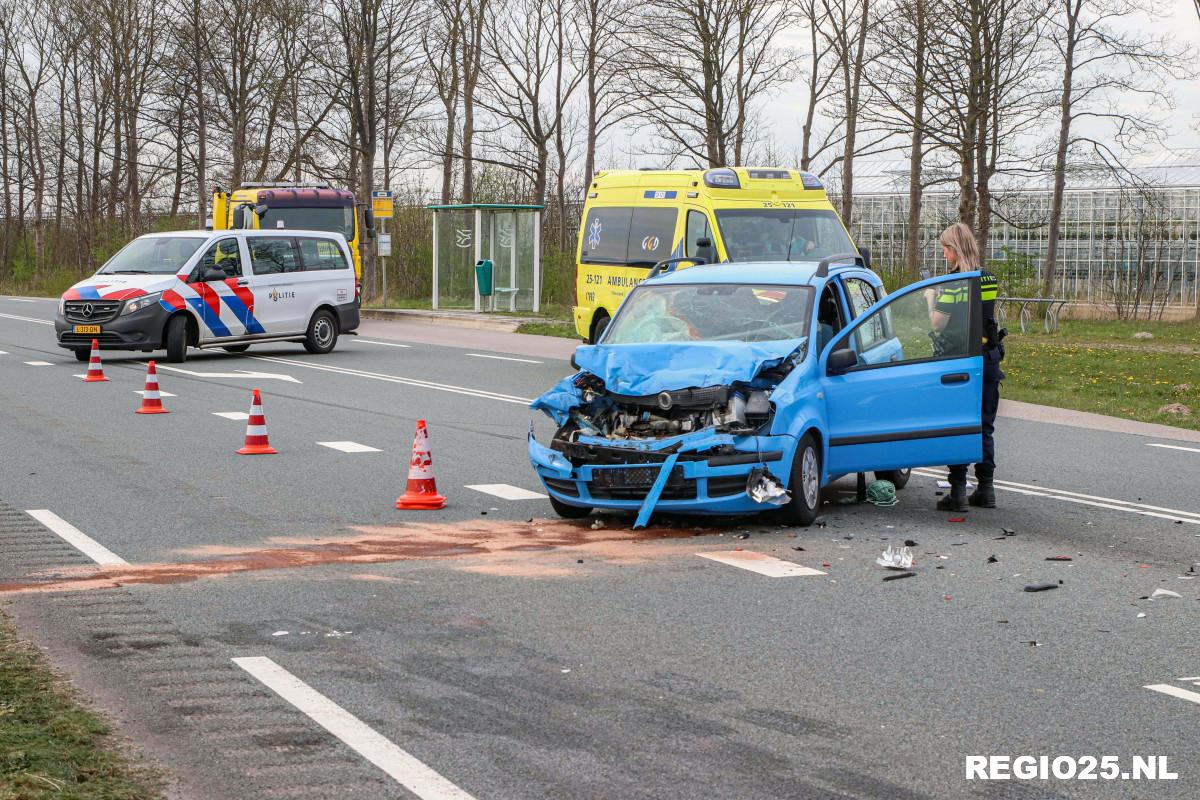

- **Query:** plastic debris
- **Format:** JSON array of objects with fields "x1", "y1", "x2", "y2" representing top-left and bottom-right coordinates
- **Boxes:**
[
  {"x1": 1024, "y1": 583, "x2": 1059, "y2": 592},
  {"x1": 904, "y1": 539, "x2": 918, "y2": 547},
  {"x1": 736, "y1": 532, "x2": 750, "y2": 540},
  {"x1": 876, "y1": 544, "x2": 914, "y2": 570},
  {"x1": 590, "y1": 519, "x2": 605, "y2": 530},
  {"x1": 791, "y1": 545, "x2": 805, "y2": 551},
  {"x1": 987, "y1": 555, "x2": 999, "y2": 564},
  {"x1": 1137, "y1": 612, "x2": 1147, "y2": 618},
  {"x1": 747, "y1": 467, "x2": 789, "y2": 506},
  {"x1": 948, "y1": 517, "x2": 966, "y2": 523},
  {"x1": 883, "y1": 571, "x2": 917, "y2": 582},
  {"x1": 272, "y1": 631, "x2": 289, "y2": 636},
  {"x1": 1045, "y1": 555, "x2": 1072, "y2": 561},
  {"x1": 1021, "y1": 640, "x2": 1042, "y2": 647},
  {"x1": 1001, "y1": 527, "x2": 1016, "y2": 536},
  {"x1": 1150, "y1": 588, "x2": 1182, "y2": 600}
]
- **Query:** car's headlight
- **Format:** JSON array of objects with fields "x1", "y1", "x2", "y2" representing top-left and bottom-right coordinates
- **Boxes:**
[{"x1": 121, "y1": 292, "x2": 163, "y2": 316}]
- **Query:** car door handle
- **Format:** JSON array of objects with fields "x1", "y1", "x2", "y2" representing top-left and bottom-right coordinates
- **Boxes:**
[
  {"x1": 941, "y1": 372, "x2": 969, "y2": 385},
  {"x1": 236, "y1": 278, "x2": 249, "y2": 287}
]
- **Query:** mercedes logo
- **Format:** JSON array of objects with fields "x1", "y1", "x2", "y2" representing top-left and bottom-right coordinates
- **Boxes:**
[{"x1": 81, "y1": 303, "x2": 94, "y2": 318}]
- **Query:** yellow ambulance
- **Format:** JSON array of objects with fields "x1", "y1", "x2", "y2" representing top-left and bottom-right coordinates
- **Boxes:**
[{"x1": 573, "y1": 167, "x2": 864, "y2": 341}]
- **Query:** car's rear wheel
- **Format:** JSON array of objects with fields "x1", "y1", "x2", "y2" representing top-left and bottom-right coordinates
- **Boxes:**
[
  {"x1": 549, "y1": 495, "x2": 593, "y2": 519},
  {"x1": 165, "y1": 315, "x2": 188, "y2": 363},
  {"x1": 73, "y1": 349, "x2": 89, "y2": 362},
  {"x1": 874, "y1": 468, "x2": 911, "y2": 490},
  {"x1": 222, "y1": 344, "x2": 250, "y2": 353},
  {"x1": 781, "y1": 432, "x2": 821, "y2": 527},
  {"x1": 303, "y1": 309, "x2": 338, "y2": 354}
]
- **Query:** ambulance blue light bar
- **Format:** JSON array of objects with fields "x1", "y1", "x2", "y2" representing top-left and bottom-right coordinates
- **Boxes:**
[
  {"x1": 799, "y1": 171, "x2": 823, "y2": 189},
  {"x1": 703, "y1": 168, "x2": 741, "y2": 189}
]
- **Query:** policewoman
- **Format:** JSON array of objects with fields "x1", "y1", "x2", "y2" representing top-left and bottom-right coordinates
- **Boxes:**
[{"x1": 924, "y1": 222, "x2": 1004, "y2": 511}]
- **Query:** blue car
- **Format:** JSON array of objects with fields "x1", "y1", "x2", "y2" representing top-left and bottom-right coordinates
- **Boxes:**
[{"x1": 529, "y1": 256, "x2": 985, "y2": 527}]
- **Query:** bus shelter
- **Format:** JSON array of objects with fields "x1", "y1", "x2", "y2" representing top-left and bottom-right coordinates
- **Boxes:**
[{"x1": 428, "y1": 203, "x2": 543, "y2": 312}]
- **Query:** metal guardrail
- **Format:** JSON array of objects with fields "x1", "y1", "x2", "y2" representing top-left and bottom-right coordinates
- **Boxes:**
[{"x1": 996, "y1": 297, "x2": 1069, "y2": 333}]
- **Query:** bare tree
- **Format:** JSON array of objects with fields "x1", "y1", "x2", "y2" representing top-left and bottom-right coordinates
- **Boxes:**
[
  {"x1": 574, "y1": 0, "x2": 633, "y2": 183},
  {"x1": 623, "y1": 0, "x2": 796, "y2": 167},
  {"x1": 1040, "y1": 0, "x2": 1190, "y2": 294}
]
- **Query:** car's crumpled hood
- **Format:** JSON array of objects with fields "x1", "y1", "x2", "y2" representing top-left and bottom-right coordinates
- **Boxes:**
[
  {"x1": 63, "y1": 273, "x2": 179, "y2": 301},
  {"x1": 530, "y1": 338, "x2": 805, "y2": 424},
  {"x1": 574, "y1": 339, "x2": 805, "y2": 396}
]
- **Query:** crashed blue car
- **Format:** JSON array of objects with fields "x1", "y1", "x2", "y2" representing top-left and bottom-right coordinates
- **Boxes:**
[{"x1": 529, "y1": 256, "x2": 985, "y2": 527}]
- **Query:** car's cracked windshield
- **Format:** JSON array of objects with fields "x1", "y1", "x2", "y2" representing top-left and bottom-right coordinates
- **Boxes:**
[
  {"x1": 715, "y1": 209, "x2": 854, "y2": 262},
  {"x1": 602, "y1": 283, "x2": 814, "y2": 344}
]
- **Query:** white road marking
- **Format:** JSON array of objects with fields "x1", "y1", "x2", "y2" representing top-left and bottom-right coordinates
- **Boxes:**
[
  {"x1": 232, "y1": 657, "x2": 478, "y2": 800},
  {"x1": 155, "y1": 364, "x2": 301, "y2": 384},
  {"x1": 134, "y1": 390, "x2": 177, "y2": 398},
  {"x1": 0, "y1": 349, "x2": 7, "y2": 354},
  {"x1": 248, "y1": 354, "x2": 534, "y2": 405},
  {"x1": 465, "y1": 353, "x2": 542, "y2": 364},
  {"x1": 213, "y1": 411, "x2": 249, "y2": 420},
  {"x1": 1145, "y1": 683, "x2": 1200, "y2": 706},
  {"x1": 465, "y1": 483, "x2": 548, "y2": 500},
  {"x1": 318, "y1": 441, "x2": 383, "y2": 453},
  {"x1": 10, "y1": 298, "x2": 37, "y2": 302},
  {"x1": 24, "y1": 361, "x2": 53, "y2": 366},
  {"x1": 0, "y1": 312, "x2": 54, "y2": 325},
  {"x1": 357, "y1": 339, "x2": 412, "y2": 348},
  {"x1": 913, "y1": 469, "x2": 1200, "y2": 524},
  {"x1": 697, "y1": 551, "x2": 826, "y2": 577},
  {"x1": 25, "y1": 510, "x2": 127, "y2": 566},
  {"x1": 1148, "y1": 443, "x2": 1200, "y2": 455}
]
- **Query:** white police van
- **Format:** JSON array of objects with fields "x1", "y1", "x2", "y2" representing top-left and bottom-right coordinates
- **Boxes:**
[{"x1": 55, "y1": 229, "x2": 360, "y2": 362}]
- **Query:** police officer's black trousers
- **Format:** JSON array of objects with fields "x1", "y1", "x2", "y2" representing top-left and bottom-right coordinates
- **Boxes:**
[{"x1": 949, "y1": 347, "x2": 1003, "y2": 484}]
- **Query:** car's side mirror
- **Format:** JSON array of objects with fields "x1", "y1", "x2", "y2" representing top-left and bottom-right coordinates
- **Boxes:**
[
  {"x1": 201, "y1": 267, "x2": 227, "y2": 282},
  {"x1": 696, "y1": 237, "x2": 711, "y2": 249},
  {"x1": 827, "y1": 347, "x2": 858, "y2": 374}
]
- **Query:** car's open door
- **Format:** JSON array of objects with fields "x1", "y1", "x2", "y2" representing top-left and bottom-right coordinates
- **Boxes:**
[{"x1": 819, "y1": 272, "x2": 984, "y2": 476}]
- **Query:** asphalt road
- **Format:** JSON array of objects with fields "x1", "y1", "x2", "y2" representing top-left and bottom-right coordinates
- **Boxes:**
[{"x1": 2, "y1": 293, "x2": 1199, "y2": 800}]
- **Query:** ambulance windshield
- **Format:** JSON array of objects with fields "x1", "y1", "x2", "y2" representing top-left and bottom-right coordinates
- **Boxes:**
[{"x1": 715, "y1": 209, "x2": 855, "y2": 263}]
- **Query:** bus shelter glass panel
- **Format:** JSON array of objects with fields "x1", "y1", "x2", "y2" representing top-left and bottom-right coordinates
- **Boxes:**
[{"x1": 435, "y1": 209, "x2": 477, "y2": 309}]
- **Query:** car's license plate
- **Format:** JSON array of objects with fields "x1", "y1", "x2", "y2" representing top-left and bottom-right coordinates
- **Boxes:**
[{"x1": 73, "y1": 325, "x2": 101, "y2": 334}]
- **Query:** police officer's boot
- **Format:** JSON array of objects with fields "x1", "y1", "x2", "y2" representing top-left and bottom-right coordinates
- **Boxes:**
[
  {"x1": 936, "y1": 480, "x2": 969, "y2": 512},
  {"x1": 969, "y1": 476, "x2": 996, "y2": 508}
]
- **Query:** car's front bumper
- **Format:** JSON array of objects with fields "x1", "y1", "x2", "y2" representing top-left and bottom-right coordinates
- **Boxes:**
[
  {"x1": 55, "y1": 303, "x2": 168, "y2": 351},
  {"x1": 529, "y1": 430, "x2": 796, "y2": 517}
]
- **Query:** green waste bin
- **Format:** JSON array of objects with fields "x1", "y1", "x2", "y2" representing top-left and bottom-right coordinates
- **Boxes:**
[{"x1": 475, "y1": 259, "x2": 494, "y2": 297}]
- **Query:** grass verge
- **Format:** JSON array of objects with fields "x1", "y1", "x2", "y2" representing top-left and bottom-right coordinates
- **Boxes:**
[
  {"x1": 514, "y1": 320, "x2": 579, "y2": 339},
  {"x1": 1002, "y1": 319, "x2": 1199, "y2": 430},
  {"x1": 0, "y1": 612, "x2": 162, "y2": 799}
]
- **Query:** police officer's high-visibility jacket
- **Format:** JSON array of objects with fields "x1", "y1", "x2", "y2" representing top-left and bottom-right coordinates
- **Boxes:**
[{"x1": 934, "y1": 269, "x2": 1000, "y2": 352}]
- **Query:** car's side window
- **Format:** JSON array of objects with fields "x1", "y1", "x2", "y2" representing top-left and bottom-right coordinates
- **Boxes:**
[
  {"x1": 685, "y1": 210, "x2": 714, "y2": 262},
  {"x1": 297, "y1": 237, "x2": 349, "y2": 271},
  {"x1": 250, "y1": 237, "x2": 301, "y2": 275},
  {"x1": 851, "y1": 277, "x2": 974, "y2": 363},
  {"x1": 815, "y1": 283, "x2": 845, "y2": 353},
  {"x1": 844, "y1": 278, "x2": 878, "y2": 318},
  {"x1": 191, "y1": 238, "x2": 242, "y2": 282}
]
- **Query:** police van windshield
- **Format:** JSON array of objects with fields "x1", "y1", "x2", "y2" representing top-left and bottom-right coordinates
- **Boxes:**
[
  {"x1": 604, "y1": 283, "x2": 813, "y2": 344},
  {"x1": 98, "y1": 236, "x2": 207, "y2": 275},
  {"x1": 259, "y1": 207, "x2": 356, "y2": 241},
  {"x1": 715, "y1": 209, "x2": 854, "y2": 262}
]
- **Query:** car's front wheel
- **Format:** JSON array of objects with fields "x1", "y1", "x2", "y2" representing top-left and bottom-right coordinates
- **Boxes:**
[
  {"x1": 549, "y1": 495, "x2": 593, "y2": 519},
  {"x1": 874, "y1": 468, "x2": 911, "y2": 490},
  {"x1": 781, "y1": 432, "x2": 821, "y2": 527},
  {"x1": 303, "y1": 309, "x2": 338, "y2": 354},
  {"x1": 165, "y1": 315, "x2": 188, "y2": 363}
]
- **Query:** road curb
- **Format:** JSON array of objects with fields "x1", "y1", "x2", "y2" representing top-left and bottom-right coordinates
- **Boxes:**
[{"x1": 360, "y1": 307, "x2": 527, "y2": 332}]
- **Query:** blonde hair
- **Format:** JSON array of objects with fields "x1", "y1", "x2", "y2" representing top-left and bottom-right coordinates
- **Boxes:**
[{"x1": 939, "y1": 222, "x2": 981, "y2": 271}]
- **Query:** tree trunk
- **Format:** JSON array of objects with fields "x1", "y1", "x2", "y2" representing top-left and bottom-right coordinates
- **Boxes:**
[
  {"x1": 1044, "y1": 0, "x2": 1078, "y2": 297},
  {"x1": 904, "y1": 0, "x2": 926, "y2": 281}
]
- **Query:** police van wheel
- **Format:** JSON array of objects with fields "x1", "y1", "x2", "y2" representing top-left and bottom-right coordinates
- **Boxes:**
[
  {"x1": 874, "y1": 468, "x2": 911, "y2": 490},
  {"x1": 73, "y1": 349, "x2": 89, "y2": 362},
  {"x1": 781, "y1": 433, "x2": 820, "y2": 527},
  {"x1": 303, "y1": 310, "x2": 338, "y2": 354},
  {"x1": 165, "y1": 315, "x2": 188, "y2": 363},
  {"x1": 222, "y1": 345, "x2": 250, "y2": 353},
  {"x1": 549, "y1": 495, "x2": 593, "y2": 519}
]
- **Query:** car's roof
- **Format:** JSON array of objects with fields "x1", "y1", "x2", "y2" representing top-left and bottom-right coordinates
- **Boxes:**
[
  {"x1": 137, "y1": 229, "x2": 346, "y2": 240},
  {"x1": 645, "y1": 260, "x2": 874, "y2": 287}
]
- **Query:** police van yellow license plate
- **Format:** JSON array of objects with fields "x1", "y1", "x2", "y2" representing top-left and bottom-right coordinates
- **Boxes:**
[{"x1": 73, "y1": 325, "x2": 101, "y2": 334}]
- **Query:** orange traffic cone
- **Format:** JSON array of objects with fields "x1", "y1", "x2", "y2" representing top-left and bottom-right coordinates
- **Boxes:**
[
  {"x1": 81, "y1": 339, "x2": 108, "y2": 382},
  {"x1": 135, "y1": 360, "x2": 169, "y2": 414},
  {"x1": 396, "y1": 419, "x2": 445, "y2": 509},
  {"x1": 236, "y1": 388, "x2": 277, "y2": 455}
]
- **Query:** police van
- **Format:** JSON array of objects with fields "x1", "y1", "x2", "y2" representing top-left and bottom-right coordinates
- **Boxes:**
[
  {"x1": 55, "y1": 229, "x2": 360, "y2": 362},
  {"x1": 574, "y1": 167, "x2": 865, "y2": 342}
]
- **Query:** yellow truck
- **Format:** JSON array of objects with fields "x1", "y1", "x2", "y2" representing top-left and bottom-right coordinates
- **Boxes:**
[
  {"x1": 211, "y1": 183, "x2": 373, "y2": 286},
  {"x1": 573, "y1": 167, "x2": 863, "y2": 341}
]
